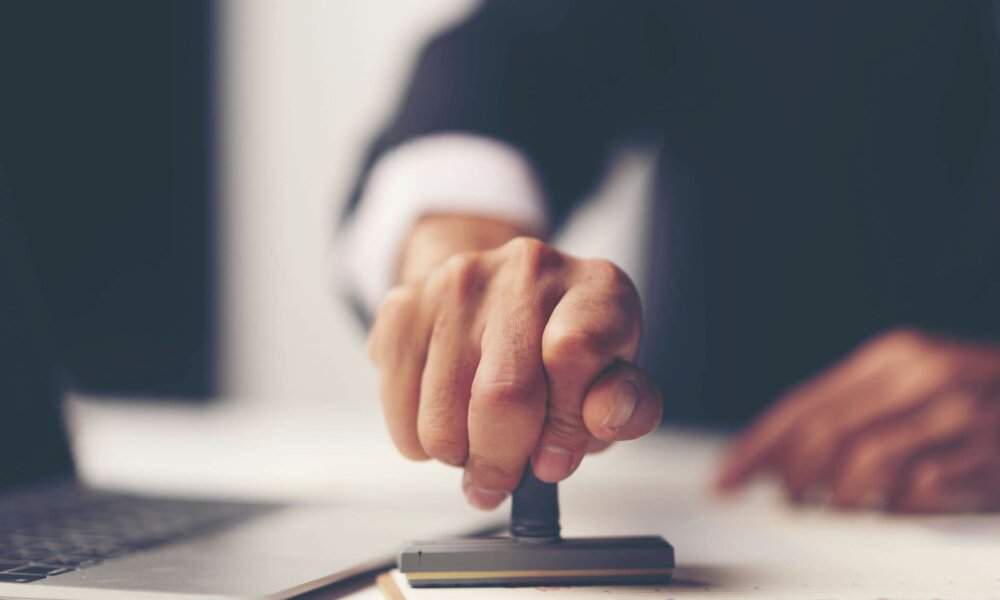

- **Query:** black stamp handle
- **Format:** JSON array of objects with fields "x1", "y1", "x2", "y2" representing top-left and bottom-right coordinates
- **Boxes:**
[{"x1": 510, "y1": 466, "x2": 561, "y2": 542}]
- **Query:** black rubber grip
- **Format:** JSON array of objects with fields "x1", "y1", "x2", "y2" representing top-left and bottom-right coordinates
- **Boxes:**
[{"x1": 510, "y1": 467, "x2": 561, "y2": 541}]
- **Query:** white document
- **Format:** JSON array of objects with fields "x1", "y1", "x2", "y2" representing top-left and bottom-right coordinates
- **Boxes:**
[{"x1": 376, "y1": 429, "x2": 1000, "y2": 599}]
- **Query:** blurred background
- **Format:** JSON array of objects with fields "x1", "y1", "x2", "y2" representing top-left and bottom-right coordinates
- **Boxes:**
[
  {"x1": 220, "y1": 0, "x2": 479, "y2": 407},
  {"x1": 218, "y1": 0, "x2": 654, "y2": 407},
  {"x1": 2, "y1": 0, "x2": 656, "y2": 499}
]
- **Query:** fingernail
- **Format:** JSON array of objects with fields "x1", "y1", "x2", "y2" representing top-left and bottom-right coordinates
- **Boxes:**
[
  {"x1": 533, "y1": 446, "x2": 574, "y2": 481},
  {"x1": 464, "y1": 485, "x2": 508, "y2": 510},
  {"x1": 603, "y1": 380, "x2": 638, "y2": 431}
]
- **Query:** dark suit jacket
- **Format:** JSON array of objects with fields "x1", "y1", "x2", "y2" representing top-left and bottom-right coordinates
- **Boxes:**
[{"x1": 347, "y1": 1, "x2": 1000, "y2": 425}]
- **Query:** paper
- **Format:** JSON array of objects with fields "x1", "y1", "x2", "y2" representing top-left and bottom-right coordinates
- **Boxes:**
[{"x1": 374, "y1": 429, "x2": 1000, "y2": 599}]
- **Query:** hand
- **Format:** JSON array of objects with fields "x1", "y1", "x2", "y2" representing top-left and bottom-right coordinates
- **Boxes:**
[
  {"x1": 367, "y1": 235, "x2": 663, "y2": 509},
  {"x1": 716, "y1": 328, "x2": 1000, "y2": 512}
]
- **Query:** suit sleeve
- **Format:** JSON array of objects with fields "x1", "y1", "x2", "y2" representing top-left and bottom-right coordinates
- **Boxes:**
[{"x1": 342, "y1": 0, "x2": 673, "y2": 228}]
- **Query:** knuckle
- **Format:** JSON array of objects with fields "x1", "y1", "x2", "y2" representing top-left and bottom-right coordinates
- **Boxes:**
[
  {"x1": 583, "y1": 259, "x2": 635, "y2": 296},
  {"x1": 543, "y1": 301, "x2": 639, "y2": 367},
  {"x1": 503, "y1": 237, "x2": 559, "y2": 275},
  {"x1": 580, "y1": 260, "x2": 641, "y2": 329},
  {"x1": 379, "y1": 284, "x2": 418, "y2": 314},
  {"x1": 544, "y1": 326, "x2": 614, "y2": 363},
  {"x1": 438, "y1": 252, "x2": 483, "y2": 298},
  {"x1": 472, "y1": 379, "x2": 544, "y2": 414},
  {"x1": 369, "y1": 288, "x2": 418, "y2": 362},
  {"x1": 374, "y1": 286, "x2": 419, "y2": 332}
]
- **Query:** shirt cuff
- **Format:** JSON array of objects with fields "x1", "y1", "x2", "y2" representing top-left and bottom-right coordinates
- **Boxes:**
[{"x1": 339, "y1": 133, "x2": 549, "y2": 315}]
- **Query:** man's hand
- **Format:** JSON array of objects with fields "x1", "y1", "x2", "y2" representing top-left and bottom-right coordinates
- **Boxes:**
[
  {"x1": 716, "y1": 328, "x2": 1000, "y2": 512},
  {"x1": 367, "y1": 217, "x2": 663, "y2": 510}
]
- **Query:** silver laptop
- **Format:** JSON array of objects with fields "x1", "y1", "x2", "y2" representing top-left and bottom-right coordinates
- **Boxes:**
[{"x1": 0, "y1": 179, "x2": 496, "y2": 599}]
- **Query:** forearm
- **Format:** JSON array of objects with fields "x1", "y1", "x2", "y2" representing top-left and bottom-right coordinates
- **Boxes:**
[
  {"x1": 397, "y1": 214, "x2": 532, "y2": 285},
  {"x1": 340, "y1": 134, "x2": 548, "y2": 314}
]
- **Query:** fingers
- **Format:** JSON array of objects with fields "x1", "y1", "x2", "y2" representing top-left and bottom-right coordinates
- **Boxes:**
[
  {"x1": 582, "y1": 360, "x2": 663, "y2": 442},
  {"x1": 711, "y1": 326, "x2": 1000, "y2": 515},
  {"x1": 892, "y1": 400, "x2": 1000, "y2": 513},
  {"x1": 368, "y1": 286, "x2": 433, "y2": 461},
  {"x1": 715, "y1": 357, "x2": 887, "y2": 492},
  {"x1": 369, "y1": 237, "x2": 653, "y2": 509},
  {"x1": 416, "y1": 258, "x2": 485, "y2": 466},
  {"x1": 778, "y1": 361, "x2": 955, "y2": 503},
  {"x1": 892, "y1": 442, "x2": 1000, "y2": 513},
  {"x1": 715, "y1": 329, "x2": 959, "y2": 493},
  {"x1": 465, "y1": 312, "x2": 549, "y2": 508},
  {"x1": 534, "y1": 260, "x2": 641, "y2": 482},
  {"x1": 465, "y1": 241, "x2": 560, "y2": 509},
  {"x1": 827, "y1": 393, "x2": 977, "y2": 508},
  {"x1": 774, "y1": 372, "x2": 894, "y2": 502}
]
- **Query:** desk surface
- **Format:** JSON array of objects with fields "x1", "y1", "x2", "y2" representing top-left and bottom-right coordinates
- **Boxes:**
[
  {"x1": 70, "y1": 398, "x2": 1000, "y2": 599},
  {"x1": 340, "y1": 431, "x2": 1000, "y2": 599}
]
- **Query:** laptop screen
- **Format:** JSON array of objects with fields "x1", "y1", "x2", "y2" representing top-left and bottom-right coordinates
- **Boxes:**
[
  {"x1": 0, "y1": 176, "x2": 75, "y2": 488},
  {"x1": 0, "y1": 0, "x2": 217, "y2": 398}
]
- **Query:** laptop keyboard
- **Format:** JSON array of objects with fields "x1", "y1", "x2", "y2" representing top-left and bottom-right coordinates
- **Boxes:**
[{"x1": 0, "y1": 484, "x2": 275, "y2": 583}]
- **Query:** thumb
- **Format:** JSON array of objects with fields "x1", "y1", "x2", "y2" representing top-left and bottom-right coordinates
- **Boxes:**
[{"x1": 583, "y1": 360, "x2": 664, "y2": 442}]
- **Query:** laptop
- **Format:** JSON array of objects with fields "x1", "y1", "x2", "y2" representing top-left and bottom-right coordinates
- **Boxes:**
[{"x1": 0, "y1": 178, "x2": 496, "y2": 599}]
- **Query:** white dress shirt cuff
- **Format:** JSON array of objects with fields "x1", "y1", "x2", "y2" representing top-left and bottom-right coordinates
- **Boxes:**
[{"x1": 340, "y1": 133, "x2": 549, "y2": 315}]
